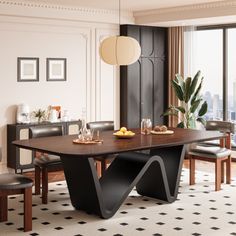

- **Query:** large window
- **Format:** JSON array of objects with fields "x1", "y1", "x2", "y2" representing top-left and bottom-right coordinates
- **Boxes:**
[
  {"x1": 185, "y1": 25, "x2": 236, "y2": 146},
  {"x1": 194, "y1": 29, "x2": 223, "y2": 120},
  {"x1": 185, "y1": 25, "x2": 236, "y2": 122}
]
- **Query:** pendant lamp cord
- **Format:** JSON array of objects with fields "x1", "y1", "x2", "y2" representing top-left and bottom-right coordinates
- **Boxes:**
[
  {"x1": 116, "y1": 0, "x2": 121, "y2": 64},
  {"x1": 119, "y1": 0, "x2": 120, "y2": 26}
]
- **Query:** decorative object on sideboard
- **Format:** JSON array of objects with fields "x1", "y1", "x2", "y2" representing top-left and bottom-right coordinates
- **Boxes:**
[
  {"x1": 99, "y1": 0, "x2": 141, "y2": 65},
  {"x1": 48, "y1": 108, "x2": 58, "y2": 123},
  {"x1": 162, "y1": 70, "x2": 208, "y2": 129},
  {"x1": 51, "y1": 105, "x2": 61, "y2": 119},
  {"x1": 61, "y1": 110, "x2": 70, "y2": 122},
  {"x1": 17, "y1": 57, "x2": 39, "y2": 82},
  {"x1": 46, "y1": 58, "x2": 67, "y2": 81},
  {"x1": 16, "y1": 104, "x2": 30, "y2": 124},
  {"x1": 32, "y1": 109, "x2": 46, "y2": 123}
]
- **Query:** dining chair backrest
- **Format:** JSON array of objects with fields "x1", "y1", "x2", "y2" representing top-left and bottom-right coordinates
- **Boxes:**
[
  {"x1": 86, "y1": 121, "x2": 114, "y2": 131},
  {"x1": 29, "y1": 125, "x2": 64, "y2": 138},
  {"x1": 206, "y1": 121, "x2": 234, "y2": 134}
]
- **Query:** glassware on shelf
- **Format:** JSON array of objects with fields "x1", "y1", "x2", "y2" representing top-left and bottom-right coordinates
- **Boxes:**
[
  {"x1": 141, "y1": 118, "x2": 152, "y2": 135},
  {"x1": 61, "y1": 110, "x2": 70, "y2": 122}
]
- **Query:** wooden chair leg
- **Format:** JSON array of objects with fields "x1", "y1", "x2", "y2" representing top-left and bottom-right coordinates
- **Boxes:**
[
  {"x1": 221, "y1": 161, "x2": 225, "y2": 183},
  {"x1": 215, "y1": 159, "x2": 221, "y2": 191},
  {"x1": 96, "y1": 161, "x2": 102, "y2": 178},
  {"x1": 42, "y1": 168, "x2": 48, "y2": 204},
  {"x1": 189, "y1": 156, "x2": 195, "y2": 185},
  {"x1": 101, "y1": 160, "x2": 106, "y2": 176},
  {"x1": 105, "y1": 159, "x2": 111, "y2": 169},
  {"x1": 35, "y1": 166, "x2": 41, "y2": 195},
  {"x1": 24, "y1": 187, "x2": 32, "y2": 232},
  {"x1": 0, "y1": 196, "x2": 8, "y2": 222},
  {"x1": 226, "y1": 156, "x2": 231, "y2": 184}
]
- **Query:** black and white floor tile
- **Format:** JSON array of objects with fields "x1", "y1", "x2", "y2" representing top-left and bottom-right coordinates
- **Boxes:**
[{"x1": 1, "y1": 169, "x2": 236, "y2": 236}]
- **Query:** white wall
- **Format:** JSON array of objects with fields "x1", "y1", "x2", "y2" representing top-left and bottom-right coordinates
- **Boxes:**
[{"x1": 0, "y1": 4, "x2": 126, "y2": 164}]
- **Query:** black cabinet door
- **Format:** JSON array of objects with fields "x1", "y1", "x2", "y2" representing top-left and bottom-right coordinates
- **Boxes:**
[
  {"x1": 120, "y1": 25, "x2": 167, "y2": 128},
  {"x1": 126, "y1": 60, "x2": 141, "y2": 128},
  {"x1": 140, "y1": 57, "x2": 154, "y2": 121},
  {"x1": 154, "y1": 28, "x2": 167, "y2": 58},
  {"x1": 153, "y1": 57, "x2": 166, "y2": 125},
  {"x1": 140, "y1": 27, "x2": 154, "y2": 58}
]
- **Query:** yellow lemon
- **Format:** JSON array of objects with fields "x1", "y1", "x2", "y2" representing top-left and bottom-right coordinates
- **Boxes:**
[
  {"x1": 120, "y1": 127, "x2": 127, "y2": 133},
  {"x1": 116, "y1": 131, "x2": 123, "y2": 135}
]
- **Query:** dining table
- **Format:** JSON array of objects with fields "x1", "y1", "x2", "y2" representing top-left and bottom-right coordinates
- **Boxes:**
[{"x1": 13, "y1": 127, "x2": 226, "y2": 219}]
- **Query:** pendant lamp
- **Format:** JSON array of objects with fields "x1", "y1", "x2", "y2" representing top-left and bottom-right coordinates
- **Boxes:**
[{"x1": 99, "y1": 0, "x2": 141, "y2": 66}]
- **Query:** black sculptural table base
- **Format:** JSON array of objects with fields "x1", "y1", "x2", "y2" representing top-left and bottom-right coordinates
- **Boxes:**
[{"x1": 60, "y1": 145, "x2": 185, "y2": 219}]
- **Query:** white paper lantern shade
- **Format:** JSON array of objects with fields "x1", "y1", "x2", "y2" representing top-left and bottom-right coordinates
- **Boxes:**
[{"x1": 99, "y1": 36, "x2": 141, "y2": 66}]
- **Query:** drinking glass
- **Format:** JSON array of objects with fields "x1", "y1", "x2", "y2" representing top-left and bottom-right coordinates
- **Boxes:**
[
  {"x1": 141, "y1": 118, "x2": 152, "y2": 135},
  {"x1": 78, "y1": 128, "x2": 84, "y2": 141},
  {"x1": 86, "y1": 129, "x2": 94, "y2": 141}
]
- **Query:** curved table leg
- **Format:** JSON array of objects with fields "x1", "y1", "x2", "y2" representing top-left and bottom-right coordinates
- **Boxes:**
[
  {"x1": 136, "y1": 145, "x2": 185, "y2": 202},
  {"x1": 60, "y1": 144, "x2": 185, "y2": 219}
]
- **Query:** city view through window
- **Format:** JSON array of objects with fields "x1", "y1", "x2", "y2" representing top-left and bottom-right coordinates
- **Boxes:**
[
  {"x1": 195, "y1": 29, "x2": 223, "y2": 121},
  {"x1": 192, "y1": 27, "x2": 236, "y2": 146}
]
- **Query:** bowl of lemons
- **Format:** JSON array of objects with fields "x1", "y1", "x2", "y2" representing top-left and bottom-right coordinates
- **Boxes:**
[{"x1": 113, "y1": 127, "x2": 135, "y2": 139}]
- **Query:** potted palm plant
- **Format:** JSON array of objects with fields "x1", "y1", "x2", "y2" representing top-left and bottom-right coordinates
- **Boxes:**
[
  {"x1": 33, "y1": 109, "x2": 46, "y2": 123},
  {"x1": 162, "y1": 70, "x2": 208, "y2": 128}
]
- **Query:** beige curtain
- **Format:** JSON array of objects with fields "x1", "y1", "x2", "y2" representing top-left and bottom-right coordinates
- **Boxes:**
[{"x1": 168, "y1": 26, "x2": 184, "y2": 127}]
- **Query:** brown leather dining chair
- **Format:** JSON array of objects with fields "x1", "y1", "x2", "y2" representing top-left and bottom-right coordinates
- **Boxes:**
[
  {"x1": 188, "y1": 120, "x2": 234, "y2": 191},
  {"x1": 87, "y1": 121, "x2": 114, "y2": 177},
  {"x1": 29, "y1": 125, "x2": 64, "y2": 204},
  {"x1": 0, "y1": 173, "x2": 33, "y2": 231}
]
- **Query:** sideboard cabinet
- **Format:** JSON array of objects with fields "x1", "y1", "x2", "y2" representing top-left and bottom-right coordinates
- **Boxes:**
[{"x1": 7, "y1": 121, "x2": 81, "y2": 173}]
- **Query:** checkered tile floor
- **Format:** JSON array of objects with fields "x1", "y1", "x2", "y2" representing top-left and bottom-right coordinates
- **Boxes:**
[{"x1": 1, "y1": 169, "x2": 236, "y2": 236}]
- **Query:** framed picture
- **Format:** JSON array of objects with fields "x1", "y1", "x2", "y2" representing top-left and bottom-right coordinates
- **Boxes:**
[
  {"x1": 46, "y1": 58, "x2": 67, "y2": 81},
  {"x1": 17, "y1": 57, "x2": 39, "y2": 82}
]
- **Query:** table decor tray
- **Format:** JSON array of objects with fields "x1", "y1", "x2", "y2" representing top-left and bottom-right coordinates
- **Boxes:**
[
  {"x1": 73, "y1": 139, "x2": 103, "y2": 144},
  {"x1": 151, "y1": 130, "x2": 174, "y2": 135}
]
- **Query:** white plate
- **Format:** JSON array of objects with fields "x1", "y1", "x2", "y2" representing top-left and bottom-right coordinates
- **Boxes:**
[{"x1": 151, "y1": 130, "x2": 174, "y2": 135}]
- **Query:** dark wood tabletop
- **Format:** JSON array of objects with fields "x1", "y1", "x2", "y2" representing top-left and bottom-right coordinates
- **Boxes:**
[{"x1": 13, "y1": 128, "x2": 226, "y2": 157}]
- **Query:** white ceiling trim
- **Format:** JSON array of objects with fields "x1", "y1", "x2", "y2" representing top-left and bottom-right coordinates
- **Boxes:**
[
  {"x1": 0, "y1": 0, "x2": 134, "y2": 24},
  {"x1": 0, "y1": 0, "x2": 117, "y2": 15},
  {"x1": 134, "y1": 0, "x2": 236, "y2": 25},
  {"x1": 134, "y1": 0, "x2": 236, "y2": 26},
  {"x1": 134, "y1": 0, "x2": 236, "y2": 16},
  {"x1": 0, "y1": 0, "x2": 235, "y2": 26}
]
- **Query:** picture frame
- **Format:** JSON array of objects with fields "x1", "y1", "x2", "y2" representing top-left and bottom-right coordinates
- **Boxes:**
[
  {"x1": 46, "y1": 58, "x2": 67, "y2": 81},
  {"x1": 17, "y1": 57, "x2": 39, "y2": 82}
]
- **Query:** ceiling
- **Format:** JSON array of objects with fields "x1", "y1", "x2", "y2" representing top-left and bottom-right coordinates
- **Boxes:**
[{"x1": 23, "y1": 0, "x2": 222, "y2": 11}]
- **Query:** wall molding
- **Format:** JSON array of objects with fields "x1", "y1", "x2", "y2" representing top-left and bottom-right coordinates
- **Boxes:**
[
  {"x1": 0, "y1": 0, "x2": 117, "y2": 15},
  {"x1": 135, "y1": 1, "x2": 236, "y2": 16},
  {"x1": 95, "y1": 28, "x2": 118, "y2": 125},
  {"x1": 134, "y1": 0, "x2": 236, "y2": 25},
  {"x1": 0, "y1": 0, "x2": 134, "y2": 24}
]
